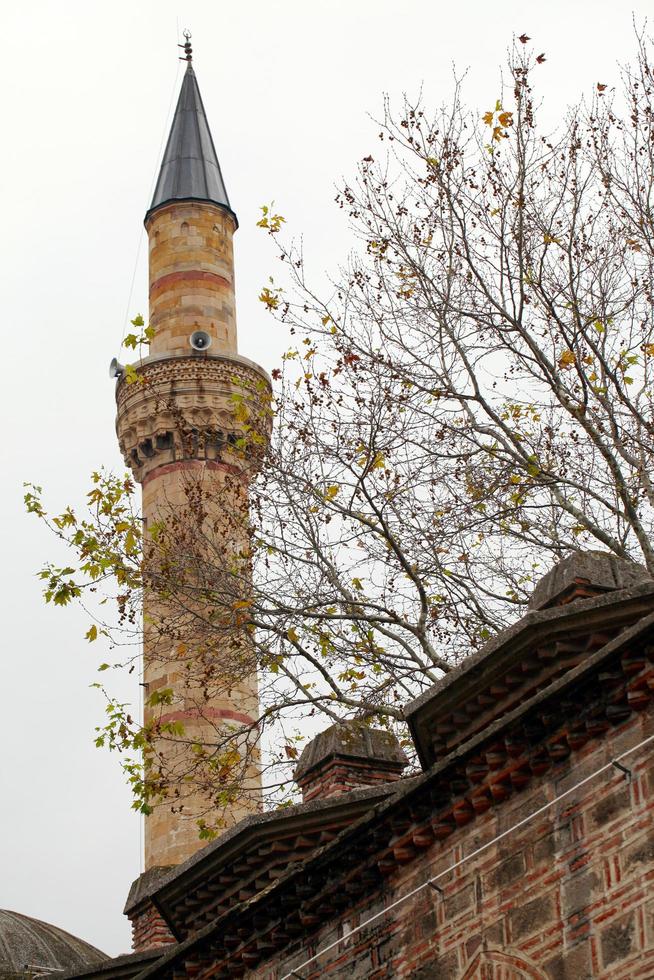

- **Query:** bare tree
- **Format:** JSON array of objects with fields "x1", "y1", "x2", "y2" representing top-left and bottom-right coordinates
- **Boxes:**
[{"x1": 26, "y1": 35, "x2": 654, "y2": 834}]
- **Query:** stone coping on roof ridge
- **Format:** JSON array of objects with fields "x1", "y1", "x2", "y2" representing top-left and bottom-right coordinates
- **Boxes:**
[
  {"x1": 60, "y1": 948, "x2": 162, "y2": 980},
  {"x1": 124, "y1": 781, "x2": 402, "y2": 915},
  {"x1": 297, "y1": 604, "x2": 654, "y2": 871},
  {"x1": 127, "y1": 608, "x2": 654, "y2": 980},
  {"x1": 404, "y1": 580, "x2": 654, "y2": 721},
  {"x1": 291, "y1": 604, "x2": 654, "y2": 874},
  {"x1": 527, "y1": 550, "x2": 652, "y2": 610},
  {"x1": 294, "y1": 722, "x2": 409, "y2": 781}
]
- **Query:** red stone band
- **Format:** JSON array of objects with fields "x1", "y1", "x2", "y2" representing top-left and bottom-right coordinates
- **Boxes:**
[
  {"x1": 150, "y1": 269, "x2": 231, "y2": 299},
  {"x1": 142, "y1": 459, "x2": 241, "y2": 486},
  {"x1": 159, "y1": 707, "x2": 257, "y2": 727}
]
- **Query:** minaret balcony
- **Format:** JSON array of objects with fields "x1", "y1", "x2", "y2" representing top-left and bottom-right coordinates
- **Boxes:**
[{"x1": 115, "y1": 351, "x2": 271, "y2": 483}]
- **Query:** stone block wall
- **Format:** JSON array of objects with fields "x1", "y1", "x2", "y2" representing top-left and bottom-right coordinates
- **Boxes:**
[
  {"x1": 115, "y1": 191, "x2": 270, "y2": 873},
  {"x1": 138, "y1": 461, "x2": 262, "y2": 871},
  {"x1": 254, "y1": 707, "x2": 654, "y2": 979},
  {"x1": 146, "y1": 202, "x2": 237, "y2": 357}
]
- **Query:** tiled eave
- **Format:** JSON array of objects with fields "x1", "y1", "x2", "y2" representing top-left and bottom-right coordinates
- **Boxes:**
[
  {"x1": 129, "y1": 606, "x2": 654, "y2": 980},
  {"x1": 126, "y1": 784, "x2": 399, "y2": 941},
  {"x1": 406, "y1": 582, "x2": 654, "y2": 769}
]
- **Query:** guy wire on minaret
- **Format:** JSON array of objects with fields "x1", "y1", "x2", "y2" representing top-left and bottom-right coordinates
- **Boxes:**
[{"x1": 118, "y1": 34, "x2": 185, "y2": 345}]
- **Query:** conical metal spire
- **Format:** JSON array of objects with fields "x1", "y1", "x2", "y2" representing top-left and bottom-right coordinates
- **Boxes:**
[{"x1": 147, "y1": 60, "x2": 234, "y2": 222}]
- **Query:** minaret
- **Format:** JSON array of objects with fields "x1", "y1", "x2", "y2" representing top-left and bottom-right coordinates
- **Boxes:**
[{"x1": 115, "y1": 40, "x2": 269, "y2": 871}]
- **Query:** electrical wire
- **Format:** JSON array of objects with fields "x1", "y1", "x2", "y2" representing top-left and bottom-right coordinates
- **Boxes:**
[
  {"x1": 133, "y1": 26, "x2": 184, "y2": 875},
  {"x1": 281, "y1": 731, "x2": 654, "y2": 980},
  {"x1": 120, "y1": 51, "x2": 182, "y2": 344}
]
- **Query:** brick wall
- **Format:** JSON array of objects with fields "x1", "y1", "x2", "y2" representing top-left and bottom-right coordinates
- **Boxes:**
[
  {"x1": 254, "y1": 707, "x2": 654, "y2": 979},
  {"x1": 298, "y1": 758, "x2": 405, "y2": 802},
  {"x1": 129, "y1": 902, "x2": 176, "y2": 953}
]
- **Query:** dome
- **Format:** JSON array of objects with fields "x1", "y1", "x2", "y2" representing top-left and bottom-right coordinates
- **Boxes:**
[{"x1": 0, "y1": 909, "x2": 107, "y2": 978}]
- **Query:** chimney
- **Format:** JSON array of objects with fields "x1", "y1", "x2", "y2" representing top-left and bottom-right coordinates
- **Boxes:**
[
  {"x1": 124, "y1": 867, "x2": 176, "y2": 952},
  {"x1": 294, "y1": 722, "x2": 408, "y2": 803},
  {"x1": 528, "y1": 551, "x2": 651, "y2": 611}
]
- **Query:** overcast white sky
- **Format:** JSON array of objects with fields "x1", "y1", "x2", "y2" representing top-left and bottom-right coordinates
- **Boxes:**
[{"x1": 1, "y1": 0, "x2": 650, "y2": 958}]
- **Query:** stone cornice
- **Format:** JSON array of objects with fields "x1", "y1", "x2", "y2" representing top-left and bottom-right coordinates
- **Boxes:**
[
  {"x1": 115, "y1": 352, "x2": 271, "y2": 391},
  {"x1": 144, "y1": 193, "x2": 239, "y2": 232},
  {"x1": 114, "y1": 353, "x2": 271, "y2": 482}
]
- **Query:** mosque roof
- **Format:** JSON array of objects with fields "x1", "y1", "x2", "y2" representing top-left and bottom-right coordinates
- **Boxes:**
[
  {"x1": 122, "y1": 578, "x2": 654, "y2": 980},
  {"x1": 146, "y1": 62, "x2": 233, "y2": 223},
  {"x1": 0, "y1": 909, "x2": 107, "y2": 978},
  {"x1": 56, "y1": 553, "x2": 654, "y2": 979}
]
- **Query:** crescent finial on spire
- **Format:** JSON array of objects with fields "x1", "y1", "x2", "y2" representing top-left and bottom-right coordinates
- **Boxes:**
[{"x1": 178, "y1": 29, "x2": 192, "y2": 65}]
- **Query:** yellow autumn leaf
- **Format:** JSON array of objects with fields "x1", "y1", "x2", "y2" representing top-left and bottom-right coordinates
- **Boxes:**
[
  {"x1": 259, "y1": 287, "x2": 280, "y2": 310},
  {"x1": 324, "y1": 485, "x2": 340, "y2": 501},
  {"x1": 558, "y1": 349, "x2": 576, "y2": 370}
]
